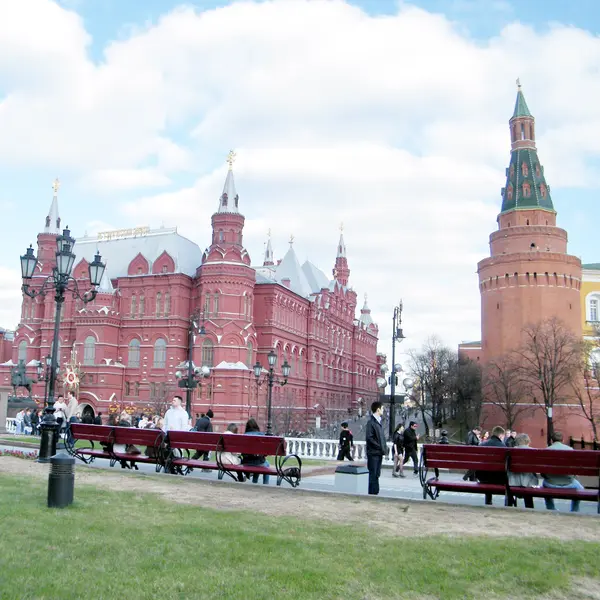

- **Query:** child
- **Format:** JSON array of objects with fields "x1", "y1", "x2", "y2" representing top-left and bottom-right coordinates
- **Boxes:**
[{"x1": 337, "y1": 422, "x2": 354, "y2": 461}]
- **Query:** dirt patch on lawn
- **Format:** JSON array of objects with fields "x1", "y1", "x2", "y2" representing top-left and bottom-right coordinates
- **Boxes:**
[{"x1": 2, "y1": 456, "x2": 599, "y2": 542}]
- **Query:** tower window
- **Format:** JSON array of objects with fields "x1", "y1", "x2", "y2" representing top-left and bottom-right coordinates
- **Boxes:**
[
  {"x1": 219, "y1": 230, "x2": 224, "y2": 242},
  {"x1": 523, "y1": 183, "x2": 531, "y2": 198},
  {"x1": 521, "y1": 123, "x2": 525, "y2": 140},
  {"x1": 540, "y1": 184, "x2": 547, "y2": 198},
  {"x1": 522, "y1": 162, "x2": 528, "y2": 177},
  {"x1": 535, "y1": 164, "x2": 541, "y2": 177},
  {"x1": 530, "y1": 242, "x2": 536, "y2": 249}
]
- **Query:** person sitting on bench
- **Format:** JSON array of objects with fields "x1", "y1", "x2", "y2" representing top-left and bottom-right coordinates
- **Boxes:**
[{"x1": 475, "y1": 425, "x2": 506, "y2": 506}]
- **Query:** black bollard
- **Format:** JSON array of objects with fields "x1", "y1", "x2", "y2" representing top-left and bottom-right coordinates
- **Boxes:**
[{"x1": 48, "y1": 452, "x2": 75, "y2": 508}]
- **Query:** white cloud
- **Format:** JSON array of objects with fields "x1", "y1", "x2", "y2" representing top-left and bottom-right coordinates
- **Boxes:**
[{"x1": 1, "y1": 0, "x2": 600, "y2": 355}]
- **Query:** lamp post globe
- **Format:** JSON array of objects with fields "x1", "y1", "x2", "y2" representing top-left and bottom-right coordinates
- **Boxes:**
[
  {"x1": 281, "y1": 360, "x2": 291, "y2": 380},
  {"x1": 403, "y1": 377, "x2": 415, "y2": 390},
  {"x1": 20, "y1": 245, "x2": 38, "y2": 280},
  {"x1": 267, "y1": 350, "x2": 277, "y2": 368},
  {"x1": 394, "y1": 363, "x2": 403, "y2": 373},
  {"x1": 200, "y1": 365, "x2": 210, "y2": 377},
  {"x1": 253, "y1": 361, "x2": 262, "y2": 379}
]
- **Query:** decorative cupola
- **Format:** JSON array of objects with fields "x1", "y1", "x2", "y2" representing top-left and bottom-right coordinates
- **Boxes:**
[
  {"x1": 500, "y1": 80, "x2": 554, "y2": 218},
  {"x1": 263, "y1": 229, "x2": 274, "y2": 266},
  {"x1": 359, "y1": 294, "x2": 373, "y2": 327},
  {"x1": 44, "y1": 178, "x2": 62, "y2": 233},
  {"x1": 332, "y1": 224, "x2": 350, "y2": 286}
]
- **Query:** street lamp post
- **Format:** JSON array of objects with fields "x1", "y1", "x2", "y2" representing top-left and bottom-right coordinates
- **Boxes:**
[
  {"x1": 388, "y1": 301, "x2": 406, "y2": 438},
  {"x1": 20, "y1": 228, "x2": 106, "y2": 463},
  {"x1": 176, "y1": 313, "x2": 209, "y2": 419},
  {"x1": 253, "y1": 350, "x2": 291, "y2": 435}
]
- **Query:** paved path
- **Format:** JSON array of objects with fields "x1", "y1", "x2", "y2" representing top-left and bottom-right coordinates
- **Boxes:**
[{"x1": 1, "y1": 441, "x2": 597, "y2": 516}]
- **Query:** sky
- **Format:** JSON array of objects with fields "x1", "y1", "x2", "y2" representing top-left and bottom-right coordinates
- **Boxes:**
[{"x1": 1, "y1": 0, "x2": 599, "y2": 364}]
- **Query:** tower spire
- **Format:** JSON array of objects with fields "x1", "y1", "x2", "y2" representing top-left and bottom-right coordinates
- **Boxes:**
[
  {"x1": 44, "y1": 178, "x2": 61, "y2": 233},
  {"x1": 500, "y1": 82, "x2": 554, "y2": 215},
  {"x1": 263, "y1": 229, "x2": 274, "y2": 266},
  {"x1": 332, "y1": 224, "x2": 350, "y2": 286},
  {"x1": 218, "y1": 150, "x2": 239, "y2": 213}
]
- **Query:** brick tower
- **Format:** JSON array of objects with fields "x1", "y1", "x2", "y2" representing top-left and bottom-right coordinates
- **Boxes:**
[{"x1": 478, "y1": 82, "x2": 582, "y2": 363}]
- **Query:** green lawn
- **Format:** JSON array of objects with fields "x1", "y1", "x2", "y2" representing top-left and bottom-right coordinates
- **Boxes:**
[{"x1": 0, "y1": 472, "x2": 598, "y2": 600}]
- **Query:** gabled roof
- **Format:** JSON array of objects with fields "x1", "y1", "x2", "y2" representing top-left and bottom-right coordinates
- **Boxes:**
[
  {"x1": 302, "y1": 260, "x2": 330, "y2": 293},
  {"x1": 274, "y1": 246, "x2": 313, "y2": 297},
  {"x1": 76, "y1": 227, "x2": 202, "y2": 278}
]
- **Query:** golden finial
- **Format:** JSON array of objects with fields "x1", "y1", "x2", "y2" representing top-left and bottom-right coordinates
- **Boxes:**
[
  {"x1": 226, "y1": 150, "x2": 237, "y2": 171},
  {"x1": 52, "y1": 178, "x2": 60, "y2": 195},
  {"x1": 364, "y1": 293, "x2": 368, "y2": 303},
  {"x1": 267, "y1": 228, "x2": 271, "y2": 239},
  {"x1": 516, "y1": 77, "x2": 521, "y2": 90},
  {"x1": 289, "y1": 234, "x2": 294, "y2": 247},
  {"x1": 340, "y1": 222, "x2": 344, "y2": 233}
]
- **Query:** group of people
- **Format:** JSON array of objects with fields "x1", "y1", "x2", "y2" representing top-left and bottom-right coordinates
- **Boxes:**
[
  {"x1": 13, "y1": 408, "x2": 41, "y2": 435},
  {"x1": 13, "y1": 391, "x2": 83, "y2": 435},
  {"x1": 467, "y1": 425, "x2": 585, "y2": 512}
]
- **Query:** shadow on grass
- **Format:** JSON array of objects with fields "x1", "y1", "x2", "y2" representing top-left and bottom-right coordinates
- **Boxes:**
[{"x1": 0, "y1": 473, "x2": 598, "y2": 600}]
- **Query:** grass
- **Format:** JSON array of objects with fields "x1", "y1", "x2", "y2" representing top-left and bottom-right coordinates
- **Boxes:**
[
  {"x1": 0, "y1": 471, "x2": 599, "y2": 600},
  {"x1": 0, "y1": 436, "x2": 90, "y2": 449}
]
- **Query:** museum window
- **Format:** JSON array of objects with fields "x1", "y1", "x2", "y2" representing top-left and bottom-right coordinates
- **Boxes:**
[
  {"x1": 213, "y1": 293, "x2": 220, "y2": 317},
  {"x1": 83, "y1": 336, "x2": 96, "y2": 366},
  {"x1": 153, "y1": 338, "x2": 167, "y2": 368},
  {"x1": 164, "y1": 292, "x2": 170, "y2": 317},
  {"x1": 589, "y1": 297, "x2": 599, "y2": 322},
  {"x1": 130, "y1": 294, "x2": 137, "y2": 317},
  {"x1": 17, "y1": 340, "x2": 27, "y2": 363},
  {"x1": 155, "y1": 292, "x2": 162, "y2": 316},
  {"x1": 202, "y1": 340, "x2": 214, "y2": 368},
  {"x1": 124, "y1": 382, "x2": 130, "y2": 396},
  {"x1": 139, "y1": 294, "x2": 145, "y2": 316},
  {"x1": 246, "y1": 341, "x2": 253, "y2": 367},
  {"x1": 128, "y1": 339, "x2": 141, "y2": 368}
]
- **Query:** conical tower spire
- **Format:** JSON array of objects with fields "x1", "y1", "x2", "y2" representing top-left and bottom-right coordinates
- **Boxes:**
[
  {"x1": 218, "y1": 150, "x2": 239, "y2": 213},
  {"x1": 500, "y1": 81, "x2": 554, "y2": 215},
  {"x1": 44, "y1": 178, "x2": 62, "y2": 233},
  {"x1": 263, "y1": 229, "x2": 274, "y2": 266},
  {"x1": 332, "y1": 223, "x2": 350, "y2": 286}
]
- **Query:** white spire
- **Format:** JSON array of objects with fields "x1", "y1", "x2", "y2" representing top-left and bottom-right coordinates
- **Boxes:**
[
  {"x1": 360, "y1": 293, "x2": 373, "y2": 326},
  {"x1": 337, "y1": 223, "x2": 346, "y2": 258},
  {"x1": 218, "y1": 150, "x2": 239, "y2": 213},
  {"x1": 264, "y1": 229, "x2": 274, "y2": 266},
  {"x1": 44, "y1": 178, "x2": 61, "y2": 234}
]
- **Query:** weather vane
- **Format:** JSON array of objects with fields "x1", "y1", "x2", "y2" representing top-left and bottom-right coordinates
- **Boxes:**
[
  {"x1": 226, "y1": 150, "x2": 237, "y2": 171},
  {"x1": 340, "y1": 222, "x2": 344, "y2": 233},
  {"x1": 52, "y1": 178, "x2": 60, "y2": 195},
  {"x1": 267, "y1": 228, "x2": 271, "y2": 239},
  {"x1": 516, "y1": 77, "x2": 521, "y2": 90},
  {"x1": 289, "y1": 234, "x2": 294, "y2": 247}
]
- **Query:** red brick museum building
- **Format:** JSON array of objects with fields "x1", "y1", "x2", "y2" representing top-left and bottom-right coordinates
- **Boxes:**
[{"x1": 2, "y1": 165, "x2": 380, "y2": 431}]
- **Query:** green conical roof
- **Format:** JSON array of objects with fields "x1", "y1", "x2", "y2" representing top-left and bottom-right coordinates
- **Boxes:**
[
  {"x1": 512, "y1": 86, "x2": 531, "y2": 119},
  {"x1": 501, "y1": 148, "x2": 554, "y2": 213}
]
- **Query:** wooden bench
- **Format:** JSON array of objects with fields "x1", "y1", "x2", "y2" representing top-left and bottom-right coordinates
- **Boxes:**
[
  {"x1": 215, "y1": 433, "x2": 302, "y2": 488},
  {"x1": 420, "y1": 444, "x2": 507, "y2": 501},
  {"x1": 165, "y1": 431, "x2": 222, "y2": 475},
  {"x1": 65, "y1": 423, "x2": 114, "y2": 464},
  {"x1": 66, "y1": 423, "x2": 166, "y2": 472},
  {"x1": 507, "y1": 448, "x2": 600, "y2": 513},
  {"x1": 111, "y1": 426, "x2": 167, "y2": 472}
]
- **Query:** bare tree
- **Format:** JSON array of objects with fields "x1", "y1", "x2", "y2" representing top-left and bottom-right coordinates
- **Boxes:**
[
  {"x1": 453, "y1": 355, "x2": 483, "y2": 438},
  {"x1": 516, "y1": 317, "x2": 583, "y2": 443},
  {"x1": 484, "y1": 353, "x2": 533, "y2": 430},
  {"x1": 408, "y1": 337, "x2": 456, "y2": 436},
  {"x1": 571, "y1": 341, "x2": 600, "y2": 441}
]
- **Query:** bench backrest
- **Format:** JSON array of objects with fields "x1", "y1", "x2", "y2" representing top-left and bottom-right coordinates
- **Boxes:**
[
  {"x1": 423, "y1": 444, "x2": 507, "y2": 472},
  {"x1": 69, "y1": 423, "x2": 114, "y2": 443},
  {"x1": 113, "y1": 426, "x2": 165, "y2": 448},
  {"x1": 167, "y1": 431, "x2": 222, "y2": 453},
  {"x1": 508, "y1": 448, "x2": 600, "y2": 478},
  {"x1": 219, "y1": 433, "x2": 286, "y2": 457}
]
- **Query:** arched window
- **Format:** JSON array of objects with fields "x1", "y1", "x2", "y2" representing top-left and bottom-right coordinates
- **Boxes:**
[
  {"x1": 202, "y1": 340, "x2": 214, "y2": 367},
  {"x1": 164, "y1": 292, "x2": 170, "y2": 317},
  {"x1": 155, "y1": 292, "x2": 162, "y2": 316},
  {"x1": 139, "y1": 294, "x2": 145, "y2": 316},
  {"x1": 17, "y1": 340, "x2": 27, "y2": 363},
  {"x1": 83, "y1": 336, "x2": 96, "y2": 365},
  {"x1": 246, "y1": 341, "x2": 253, "y2": 367},
  {"x1": 213, "y1": 293, "x2": 219, "y2": 317},
  {"x1": 219, "y1": 230, "x2": 224, "y2": 242},
  {"x1": 153, "y1": 338, "x2": 167, "y2": 368},
  {"x1": 128, "y1": 339, "x2": 141, "y2": 368},
  {"x1": 130, "y1": 294, "x2": 137, "y2": 317},
  {"x1": 588, "y1": 295, "x2": 600, "y2": 322}
]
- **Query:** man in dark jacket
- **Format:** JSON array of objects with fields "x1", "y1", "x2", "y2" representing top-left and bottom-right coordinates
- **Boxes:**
[
  {"x1": 336, "y1": 422, "x2": 354, "y2": 461},
  {"x1": 402, "y1": 421, "x2": 420, "y2": 475},
  {"x1": 476, "y1": 426, "x2": 506, "y2": 506},
  {"x1": 193, "y1": 409, "x2": 213, "y2": 461},
  {"x1": 463, "y1": 426, "x2": 481, "y2": 481},
  {"x1": 365, "y1": 401, "x2": 386, "y2": 495}
]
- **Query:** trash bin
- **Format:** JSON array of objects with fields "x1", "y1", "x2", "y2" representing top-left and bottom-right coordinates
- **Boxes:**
[
  {"x1": 48, "y1": 451, "x2": 75, "y2": 508},
  {"x1": 334, "y1": 464, "x2": 369, "y2": 494}
]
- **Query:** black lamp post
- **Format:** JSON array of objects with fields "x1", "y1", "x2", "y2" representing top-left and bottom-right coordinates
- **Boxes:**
[
  {"x1": 176, "y1": 313, "x2": 209, "y2": 418},
  {"x1": 20, "y1": 228, "x2": 106, "y2": 463},
  {"x1": 388, "y1": 301, "x2": 406, "y2": 438},
  {"x1": 253, "y1": 349, "x2": 291, "y2": 435}
]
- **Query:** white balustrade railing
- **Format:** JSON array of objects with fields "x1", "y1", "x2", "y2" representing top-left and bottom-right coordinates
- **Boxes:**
[
  {"x1": 285, "y1": 437, "x2": 417, "y2": 466},
  {"x1": 5, "y1": 418, "x2": 17, "y2": 434}
]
